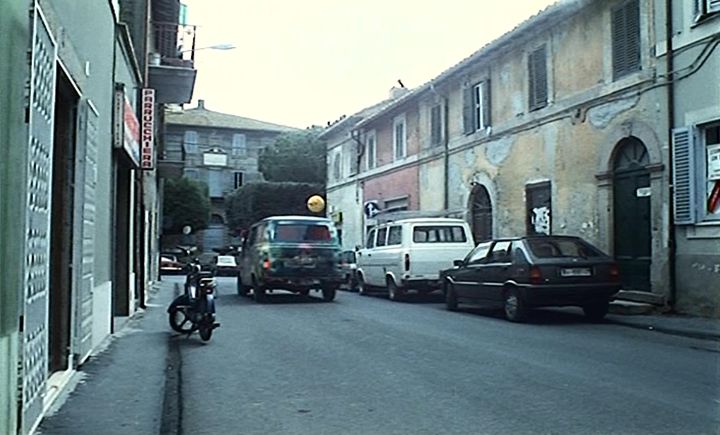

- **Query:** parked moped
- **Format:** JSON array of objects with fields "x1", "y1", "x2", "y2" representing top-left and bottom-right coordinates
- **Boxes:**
[{"x1": 168, "y1": 259, "x2": 220, "y2": 341}]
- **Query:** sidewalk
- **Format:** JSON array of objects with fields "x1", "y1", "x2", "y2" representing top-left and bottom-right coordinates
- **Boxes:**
[
  {"x1": 36, "y1": 279, "x2": 179, "y2": 435},
  {"x1": 605, "y1": 311, "x2": 720, "y2": 341}
]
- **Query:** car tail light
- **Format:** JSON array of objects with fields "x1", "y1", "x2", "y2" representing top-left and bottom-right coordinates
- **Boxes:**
[
  {"x1": 404, "y1": 254, "x2": 410, "y2": 272},
  {"x1": 529, "y1": 266, "x2": 543, "y2": 284},
  {"x1": 609, "y1": 263, "x2": 620, "y2": 281},
  {"x1": 263, "y1": 258, "x2": 271, "y2": 270}
]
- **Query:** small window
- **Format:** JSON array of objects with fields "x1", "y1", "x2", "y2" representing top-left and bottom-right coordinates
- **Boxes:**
[
  {"x1": 430, "y1": 104, "x2": 443, "y2": 147},
  {"x1": 376, "y1": 227, "x2": 388, "y2": 247},
  {"x1": 694, "y1": 0, "x2": 720, "y2": 22},
  {"x1": 232, "y1": 134, "x2": 246, "y2": 156},
  {"x1": 366, "y1": 132, "x2": 377, "y2": 170},
  {"x1": 233, "y1": 171, "x2": 244, "y2": 189},
  {"x1": 393, "y1": 115, "x2": 407, "y2": 160},
  {"x1": 528, "y1": 45, "x2": 548, "y2": 111},
  {"x1": 466, "y1": 242, "x2": 493, "y2": 264},
  {"x1": 412, "y1": 226, "x2": 468, "y2": 243},
  {"x1": 387, "y1": 226, "x2": 402, "y2": 245},
  {"x1": 271, "y1": 223, "x2": 334, "y2": 243},
  {"x1": 365, "y1": 229, "x2": 376, "y2": 249},
  {"x1": 333, "y1": 153, "x2": 342, "y2": 180},
  {"x1": 611, "y1": 0, "x2": 641, "y2": 80},
  {"x1": 183, "y1": 168, "x2": 199, "y2": 179},
  {"x1": 184, "y1": 130, "x2": 198, "y2": 154},
  {"x1": 488, "y1": 241, "x2": 512, "y2": 263}
]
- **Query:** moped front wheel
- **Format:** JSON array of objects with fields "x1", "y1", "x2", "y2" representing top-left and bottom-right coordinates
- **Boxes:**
[
  {"x1": 198, "y1": 316, "x2": 214, "y2": 341},
  {"x1": 168, "y1": 306, "x2": 196, "y2": 333}
]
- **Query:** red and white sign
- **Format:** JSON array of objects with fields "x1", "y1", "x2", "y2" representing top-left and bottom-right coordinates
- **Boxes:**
[
  {"x1": 113, "y1": 87, "x2": 140, "y2": 167},
  {"x1": 140, "y1": 88, "x2": 155, "y2": 170}
]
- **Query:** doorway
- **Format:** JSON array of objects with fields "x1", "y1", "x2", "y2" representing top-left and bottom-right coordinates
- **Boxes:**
[
  {"x1": 469, "y1": 184, "x2": 493, "y2": 243},
  {"x1": 612, "y1": 137, "x2": 651, "y2": 291},
  {"x1": 48, "y1": 68, "x2": 79, "y2": 373}
]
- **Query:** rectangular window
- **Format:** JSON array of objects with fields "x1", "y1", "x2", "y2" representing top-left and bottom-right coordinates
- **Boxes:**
[
  {"x1": 430, "y1": 104, "x2": 443, "y2": 147},
  {"x1": 705, "y1": 125, "x2": 720, "y2": 220},
  {"x1": 184, "y1": 130, "x2": 198, "y2": 154},
  {"x1": 234, "y1": 171, "x2": 244, "y2": 189},
  {"x1": 463, "y1": 81, "x2": 491, "y2": 134},
  {"x1": 387, "y1": 226, "x2": 402, "y2": 245},
  {"x1": 208, "y1": 169, "x2": 224, "y2": 198},
  {"x1": 673, "y1": 123, "x2": 720, "y2": 223},
  {"x1": 393, "y1": 115, "x2": 407, "y2": 160},
  {"x1": 383, "y1": 196, "x2": 408, "y2": 213},
  {"x1": 376, "y1": 227, "x2": 388, "y2": 247},
  {"x1": 232, "y1": 133, "x2": 246, "y2": 156},
  {"x1": 366, "y1": 132, "x2": 376, "y2": 170},
  {"x1": 694, "y1": 0, "x2": 720, "y2": 21},
  {"x1": 365, "y1": 229, "x2": 376, "y2": 249},
  {"x1": 526, "y1": 181, "x2": 552, "y2": 235},
  {"x1": 528, "y1": 45, "x2": 548, "y2": 111},
  {"x1": 612, "y1": 0, "x2": 641, "y2": 80},
  {"x1": 412, "y1": 226, "x2": 468, "y2": 243},
  {"x1": 183, "y1": 168, "x2": 199, "y2": 179}
]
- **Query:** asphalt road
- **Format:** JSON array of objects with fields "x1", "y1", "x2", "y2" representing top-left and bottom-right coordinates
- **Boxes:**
[{"x1": 172, "y1": 277, "x2": 720, "y2": 435}]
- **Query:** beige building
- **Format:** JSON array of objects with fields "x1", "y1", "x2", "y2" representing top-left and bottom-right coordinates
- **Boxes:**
[{"x1": 327, "y1": 0, "x2": 719, "y2": 316}]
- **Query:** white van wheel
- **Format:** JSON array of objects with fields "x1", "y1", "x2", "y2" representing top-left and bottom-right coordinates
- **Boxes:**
[{"x1": 387, "y1": 278, "x2": 402, "y2": 302}]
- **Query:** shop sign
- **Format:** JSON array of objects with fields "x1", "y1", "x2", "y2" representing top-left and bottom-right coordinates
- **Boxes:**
[{"x1": 140, "y1": 88, "x2": 155, "y2": 170}]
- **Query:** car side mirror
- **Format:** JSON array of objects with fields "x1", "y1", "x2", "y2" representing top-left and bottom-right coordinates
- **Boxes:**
[{"x1": 453, "y1": 259, "x2": 464, "y2": 267}]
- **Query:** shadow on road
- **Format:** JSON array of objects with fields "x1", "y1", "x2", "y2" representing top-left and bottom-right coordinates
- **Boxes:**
[{"x1": 450, "y1": 306, "x2": 597, "y2": 326}]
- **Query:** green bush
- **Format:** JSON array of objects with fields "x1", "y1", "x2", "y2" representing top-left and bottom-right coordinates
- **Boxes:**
[{"x1": 162, "y1": 177, "x2": 211, "y2": 234}]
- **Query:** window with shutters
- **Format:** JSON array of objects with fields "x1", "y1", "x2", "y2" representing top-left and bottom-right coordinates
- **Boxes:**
[
  {"x1": 393, "y1": 114, "x2": 407, "y2": 160},
  {"x1": 611, "y1": 0, "x2": 641, "y2": 80},
  {"x1": 430, "y1": 104, "x2": 443, "y2": 147},
  {"x1": 208, "y1": 169, "x2": 224, "y2": 198},
  {"x1": 463, "y1": 80, "x2": 491, "y2": 134},
  {"x1": 694, "y1": 0, "x2": 720, "y2": 22},
  {"x1": 232, "y1": 133, "x2": 246, "y2": 156},
  {"x1": 366, "y1": 131, "x2": 377, "y2": 170},
  {"x1": 333, "y1": 152, "x2": 342, "y2": 181},
  {"x1": 184, "y1": 130, "x2": 198, "y2": 153},
  {"x1": 528, "y1": 45, "x2": 548, "y2": 111},
  {"x1": 673, "y1": 122, "x2": 720, "y2": 224}
]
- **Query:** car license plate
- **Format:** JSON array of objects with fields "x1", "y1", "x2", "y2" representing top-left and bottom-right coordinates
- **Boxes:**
[{"x1": 560, "y1": 267, "x2": 592, "y2": 277}]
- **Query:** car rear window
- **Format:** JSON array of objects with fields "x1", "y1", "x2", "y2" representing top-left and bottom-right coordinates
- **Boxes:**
[
  {"x1": 412, "y1": 226, "x2": 467, "y2": 243},
  {"x1": 271, "y1": 222, "x2": 335, "y2": 243},
  {"x1": 527, "y1": 238, "x2": 604, "y2": 258}
]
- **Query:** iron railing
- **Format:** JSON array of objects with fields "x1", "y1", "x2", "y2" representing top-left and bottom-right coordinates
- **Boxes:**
[{"x1": 152, "y1": 21, "x2": 197, "y2": 65}]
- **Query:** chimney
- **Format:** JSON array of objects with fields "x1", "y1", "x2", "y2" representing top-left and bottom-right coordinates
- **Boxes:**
[
  {"x1": 197, "y1": 99, "x2": 205, "y2": 109},
  {"x1": 389, "y1": 86, "x2": 409, "y2": 100}
]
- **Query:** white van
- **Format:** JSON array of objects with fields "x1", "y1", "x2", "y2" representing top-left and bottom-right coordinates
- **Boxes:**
[{"x1": 356, "y1": 218, "x2": 475, "y2": 301}]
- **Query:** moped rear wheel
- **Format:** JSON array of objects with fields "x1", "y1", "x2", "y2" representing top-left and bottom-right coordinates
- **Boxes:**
[{"x1": 168, "y1": 306, "x2": 195, "y2": 333}]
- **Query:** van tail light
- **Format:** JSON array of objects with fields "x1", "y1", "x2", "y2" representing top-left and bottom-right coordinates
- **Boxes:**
[
  {"x1": 529, "y1": 266, "x2": 543, "y2": 284},
  {"x1": 263, "y1": 258, "x2": 271, "y2": 270},
  {"x1": 404, "y1": 254, "x2": 410, "y2": 272},
  {"x1": 609, "y1": 263, "x2": 620, "y2": 281}
]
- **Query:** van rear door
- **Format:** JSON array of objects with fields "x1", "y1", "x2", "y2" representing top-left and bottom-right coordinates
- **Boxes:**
[{"x1": 409, "y1": 224, "x2": 475, "y2": 280}]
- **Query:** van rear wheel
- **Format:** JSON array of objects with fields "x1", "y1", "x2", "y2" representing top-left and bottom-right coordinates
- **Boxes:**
[{"x1": 387, "y1": 278, "x2": 403, "y2": 302}]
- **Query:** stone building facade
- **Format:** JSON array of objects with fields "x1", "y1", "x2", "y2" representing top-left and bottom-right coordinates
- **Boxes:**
[{"x1": 162, "y1": 100, "x2": 297, "y2": 252}]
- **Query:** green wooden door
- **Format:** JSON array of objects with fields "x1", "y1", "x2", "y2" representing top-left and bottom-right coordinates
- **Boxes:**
[{"x1": 612, "y1": 138, "x2": 651, "y2": 291}]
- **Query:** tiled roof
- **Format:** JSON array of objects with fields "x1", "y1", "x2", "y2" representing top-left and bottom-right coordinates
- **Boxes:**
[{"x1": 165, "y1": 102, "x2": 299, "y2": 133}]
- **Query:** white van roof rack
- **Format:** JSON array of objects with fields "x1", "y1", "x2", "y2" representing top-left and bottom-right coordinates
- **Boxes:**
[{"x1": 374, "y1": 209, "x2": 466, "y2": 224}]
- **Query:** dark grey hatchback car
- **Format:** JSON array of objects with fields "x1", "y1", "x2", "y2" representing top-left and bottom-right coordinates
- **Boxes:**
[{"x1": 440, "y1": 235, "x2": 621, "y2": 322}]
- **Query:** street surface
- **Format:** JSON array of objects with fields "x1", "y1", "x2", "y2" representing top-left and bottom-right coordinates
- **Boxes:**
[{"x1": 167, "y1": 276, "x2": 719, "y2": 434}]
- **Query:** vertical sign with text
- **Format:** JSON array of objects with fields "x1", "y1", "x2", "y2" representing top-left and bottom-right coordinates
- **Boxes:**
[{"x1": 141, "y1": 88, "x2": 155, "y2": 170}]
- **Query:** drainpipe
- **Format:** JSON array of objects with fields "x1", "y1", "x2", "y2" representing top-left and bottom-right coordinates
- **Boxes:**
[
  {"x1": 351, "y1": 129, "x2": 365, "y2": 245},
  {"x1": 665, "y1": 0, "x2": 677, "y2": 308},
  {"x1": 430, "y1": 83, "x2": 450, "y2": 211}
]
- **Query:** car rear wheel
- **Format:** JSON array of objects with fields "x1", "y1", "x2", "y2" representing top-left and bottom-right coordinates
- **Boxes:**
[
  {"x1": 503, "y1": 287, "x2": 527, "y2": 322},
  {"x1": 322, "y1": 286, "x2": 336, "y2": 302},
  {"x1": 583, "y1": 299, "x2": 609, "y2": 322},
  {"x1": 237, "y1": 275, "x2": 249, "y2": 297},
  {"x1": 387, "y1": 278, "x2": 403, "y2": 302},
  {"x1": 252, "y1": 277, "x2": 266, "y2": 303},
  {"x1": 445, "y1": 281, "x2": 458, "y2": 311}
]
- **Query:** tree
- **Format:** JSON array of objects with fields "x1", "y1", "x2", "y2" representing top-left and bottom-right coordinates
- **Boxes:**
[
  {"x1": 162, "y1": 177, "x2": 211, "y2": 234},
  {"x1": 258, "y1": 128, "x2": 327, "y2": 183},
  {"x1": 226, "y1": 182, "x2": 325, "y2": 233}
]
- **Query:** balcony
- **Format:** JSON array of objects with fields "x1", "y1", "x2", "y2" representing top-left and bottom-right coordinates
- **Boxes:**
[{"x1": 148, "y1": 22, "x2": 198, "y2": 104}]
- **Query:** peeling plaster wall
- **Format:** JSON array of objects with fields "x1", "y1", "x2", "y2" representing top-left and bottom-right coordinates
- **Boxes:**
[
  {"x1": 363, "y1": 166, "x2": 419, "y2": 210},
  {"x1": 327, "y1": 183, "x2": 363, "y2": 251},
  {"x1": 418, "y1": 159, "x2": 445, "y2": 212}
]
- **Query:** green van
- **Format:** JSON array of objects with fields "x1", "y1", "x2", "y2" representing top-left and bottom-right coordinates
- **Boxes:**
[{"x1": 236, "y1": 216, "x2": 343, "y2": 302}]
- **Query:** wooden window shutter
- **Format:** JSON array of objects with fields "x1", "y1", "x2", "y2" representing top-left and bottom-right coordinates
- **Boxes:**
[
  {"x1": 482, "y1": 79, "x2": 491, "y2": 128},
  {"x1": 430, "y1": 105, "x2": 442, "y2": 146},
  {"x1": 672, "y1": 127, "x2": 697, "y2": 224},
  {"x1": 463, "y1": 85, "x2": 474, "y2": 135},
  {"x1": 612, "y1": 0, "x2": 641, "y2": 79},
  {"x1": 529, "y1": 45, "x2": 547, "y2": 110}
]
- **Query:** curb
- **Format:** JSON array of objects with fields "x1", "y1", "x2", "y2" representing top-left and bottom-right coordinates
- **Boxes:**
[{"x1": 605, "y1": 317, "x2": 720, "y2": 341}]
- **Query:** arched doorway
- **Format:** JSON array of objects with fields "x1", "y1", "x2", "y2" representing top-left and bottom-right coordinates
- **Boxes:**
[
  {"x1": 612, "y1": 137, "x2": 651, "y2": 291},
  {"x1": 470, "y1": 184, "x2": 493, "y2": 243}
]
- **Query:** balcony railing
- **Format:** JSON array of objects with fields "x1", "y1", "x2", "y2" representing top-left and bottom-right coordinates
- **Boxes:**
[{"x1": 152, "y1": 21, "x2": 197, "y2": 67}]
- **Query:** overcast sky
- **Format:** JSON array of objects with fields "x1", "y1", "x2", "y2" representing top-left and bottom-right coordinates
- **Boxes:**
[{"x1": 182, "y1": 0, "x2": 558, "y2": 129}]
